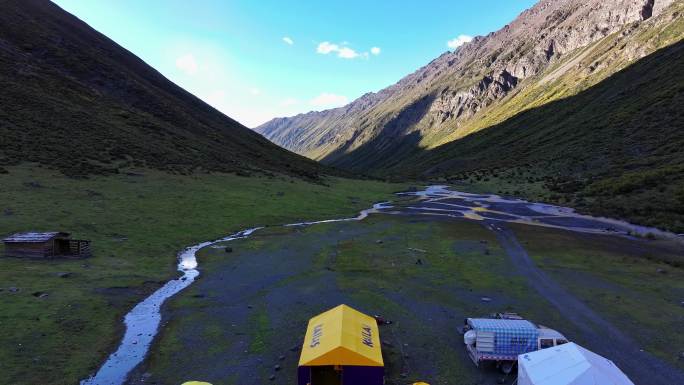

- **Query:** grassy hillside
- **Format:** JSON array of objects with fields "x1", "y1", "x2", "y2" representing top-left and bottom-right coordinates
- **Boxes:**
[
  {"x1": 0, "y1": 165, "x2": 405, "y2": 385},
  {"x1": 0, "y1": 0, "x2": 323, "y2": 178},
  {"x1": 254, "y1": 1, "x2": 684, "y2": 233},
  {"x1": 403, "y1": 40, "x2": 684, "y2": 232}
]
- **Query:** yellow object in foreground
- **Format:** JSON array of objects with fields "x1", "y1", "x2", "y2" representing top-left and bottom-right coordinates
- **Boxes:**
[
  {"x1": 181, "y1": 382, "x2": 212, "y2": 385},
  {"x1": 298, "y1": 304, "x2": 383, "y2": 367},
  {"x1": 413, "y1": 382, "x2": 430, "y2": 385}
]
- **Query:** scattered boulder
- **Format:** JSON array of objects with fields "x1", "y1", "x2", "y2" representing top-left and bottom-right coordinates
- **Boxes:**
[
  {"x1": 376, "y1": 240, "x2": 383, "y2": 244},
  {"x1": 274, "y1": 364, "x2": 281, "y2": 371},
  {"x1": 56, "y1": 272, "x2": 72, "y2": 278},
  {"x1": 268, "y1": 374, "x2": 276, "y2": 381},
  {"x1": 481, "y1": 296, "x2": 492, "y2": 303},
  {"x1": 656, "y1": 268, "x2": 667, "y2": 274},
  {"x1": 8, "y1": 287, "x2": 19, "y2": 293},
  {"x1": 225, "y1": 247, "x2": 233, "y2": 253},
  {"x1": 32, "y1": 291, "x2": 48, "y2": 298},
  {"x1": 415, "y1": 258, "x2": 423, "y2": 265}
]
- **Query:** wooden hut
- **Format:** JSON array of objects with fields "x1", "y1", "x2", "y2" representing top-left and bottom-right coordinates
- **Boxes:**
[
  {"x1": 298, "y1": 304, "x2": 384, "y2": 385},
  {"x1": 2, "y1": 232, "x2": 91, "y2": 258}
]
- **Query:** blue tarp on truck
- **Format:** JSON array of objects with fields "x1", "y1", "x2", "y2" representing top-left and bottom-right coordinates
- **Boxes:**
[{"x1": 468, "y1": 318, "x2": 539, "y2": 356}]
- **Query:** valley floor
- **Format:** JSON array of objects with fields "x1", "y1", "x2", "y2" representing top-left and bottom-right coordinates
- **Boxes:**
[
  {"x1": 0, "y1": 165, "x2": 404, "y2": 385},
  {"x1": 129, "y1": 189, "x2": 684, "y2": 385}
]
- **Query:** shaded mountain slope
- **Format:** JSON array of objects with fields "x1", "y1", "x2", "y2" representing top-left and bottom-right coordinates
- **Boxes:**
[
  {"x1": 409, "y1": 40, "x2": 684, "y2": 232},
  {"x1": 256, "y1": 0, "x2": 681, "y2": 174},
  {"x1": 0, "y1": 0, "x2": 324, "y2": 178}
]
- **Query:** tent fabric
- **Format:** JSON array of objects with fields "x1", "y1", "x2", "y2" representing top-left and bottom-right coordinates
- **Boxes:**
[
  {"x1": 468, "y1": 318, "x2": 539, "y2": 355},
  {"x1": 297, "y1": 366, "x2": 383, "y2": 385},
  {"x1": 517, "y1": 342, "x2": 634, "y2": 385},
  {"x1": 298, "y1": 304, "x2": 383, "y2": 367}
]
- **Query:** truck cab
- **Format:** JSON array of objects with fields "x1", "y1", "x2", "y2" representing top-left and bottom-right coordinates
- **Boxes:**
[{"x1": 536, "y1": 326, "x2": 568, "y2": 350}]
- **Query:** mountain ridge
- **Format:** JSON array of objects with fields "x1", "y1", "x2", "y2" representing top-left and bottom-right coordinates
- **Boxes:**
[
  {"x1": 0, "y1": 0, "x2": 326, "y2": 179},
  {"x1": 256, "y1": 0, "x2": 680, "y2": 168}
]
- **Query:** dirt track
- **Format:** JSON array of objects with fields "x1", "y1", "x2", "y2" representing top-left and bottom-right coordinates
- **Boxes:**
[
  {"x1": 487, "y1": 221, "x2": 684, "y2": 385},
  {"x1": 119, "y1": 186, "x2": 683, "y2": 385}
]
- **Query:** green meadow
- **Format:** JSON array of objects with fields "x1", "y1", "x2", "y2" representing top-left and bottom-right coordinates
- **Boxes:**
[{"x1": 0, "y1": 165, "x2": 405, "y2": 385}]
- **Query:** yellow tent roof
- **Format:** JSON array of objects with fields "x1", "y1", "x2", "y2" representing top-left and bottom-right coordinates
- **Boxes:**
[{"x1": 298, "y1": 304, "x2": 384, "y2": 367}]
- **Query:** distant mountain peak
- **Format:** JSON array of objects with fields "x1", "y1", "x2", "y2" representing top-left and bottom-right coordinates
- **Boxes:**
[{"x1": 256, "y1": 0, "x2": 680, "y2": 167}]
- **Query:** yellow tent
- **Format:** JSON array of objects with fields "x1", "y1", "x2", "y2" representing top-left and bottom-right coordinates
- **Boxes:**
[
  {"x1": 299, "y1": 304, "x2": 383, "y2": 367},
  {"x1": 298, "y1": 304, "x2": 384, "y2": 385}
]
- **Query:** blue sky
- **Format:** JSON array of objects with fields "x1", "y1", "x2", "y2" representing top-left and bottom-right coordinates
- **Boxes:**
[{"x1": 51, "y1": 0, "x2": 536, "y2": 127}]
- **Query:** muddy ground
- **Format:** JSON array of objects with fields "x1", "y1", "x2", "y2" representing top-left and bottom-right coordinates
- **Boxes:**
[{"x1": 126, "y1": 190, "x2": 684, "y2": 385}]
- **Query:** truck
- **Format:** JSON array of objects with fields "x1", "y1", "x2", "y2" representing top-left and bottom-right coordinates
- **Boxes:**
[{"x1": 463, "y1": 316, "x2": 568, "y2": 374}]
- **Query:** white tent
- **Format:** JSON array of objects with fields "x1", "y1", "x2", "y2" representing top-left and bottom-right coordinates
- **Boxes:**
[{"x1": 517, "y1": 342, "x2": 634, "y2": 385}]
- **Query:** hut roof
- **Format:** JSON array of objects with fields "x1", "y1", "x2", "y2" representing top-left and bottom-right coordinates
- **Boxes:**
[
  {"x1": 2, "y1": 232, "x2": 69, "y2": 243},
  {"x1": 298, "y1": 304, "x2": 384, "y2": 367}
]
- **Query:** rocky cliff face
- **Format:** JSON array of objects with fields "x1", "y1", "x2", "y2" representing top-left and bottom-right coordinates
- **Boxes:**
[{"x1": 256, "y1": 0, "x2": 680, "y2": 169}]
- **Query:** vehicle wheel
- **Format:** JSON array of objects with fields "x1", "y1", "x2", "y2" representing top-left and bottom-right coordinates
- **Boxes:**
[{"x1": 499, "y1": 361, "x2": 514, "y2": 374}]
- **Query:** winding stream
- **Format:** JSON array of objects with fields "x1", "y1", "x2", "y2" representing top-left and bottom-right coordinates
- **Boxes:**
[
  {"x1": 80, "y1": 203, "x2": 390, "y2": 385},
  {"x1": 81, "y1": 186, "x2": 680, "y2": 384}
]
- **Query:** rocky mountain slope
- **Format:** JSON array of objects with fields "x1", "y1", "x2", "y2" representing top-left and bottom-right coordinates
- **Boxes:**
[
  {"x1": 416, "y1": 39, "x2": 684, "y2": 232},
  {"x1": 0, "y1": 0, "x2": 325, "y2": 178},
  {"x1": 256, "y1": 0, "x2": 681, "y2": 171}
]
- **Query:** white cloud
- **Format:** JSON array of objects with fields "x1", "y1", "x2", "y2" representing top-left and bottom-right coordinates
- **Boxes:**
[
  {"x1": 282, "y1": 36, "x2": 294, "y2": 45},
  {"x1": 317, "y1": 41, "x2": 368, "y2": 59},
  {"x1": 249, "y1": 87, "x2": 261, "y2": 96},
  {"x1": 317, "y1": 41, "x2": 339, "y2": 54},
  {"x1": 280, "y1": 98, "x2": 299, "y2": 107},
  {"x1": 175, "y1": 53, "x2": 199, "y2": 75},
  {"x1": 337, "y1": 46, "x2": 360, "y2": 59},
  {"x1": 370, "y1": 47, "x2": 381, "y2": 55},
  {"x1": 447, "y1": 35, "x2": 473, "y2": 50},
  {"x1": 309, "y1": 92, "x2": 349, "y2": 108}
]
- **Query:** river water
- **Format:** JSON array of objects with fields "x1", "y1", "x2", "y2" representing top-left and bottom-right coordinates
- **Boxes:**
[
  {"x1": 80, "y1": 203, "x2": 389, "y2": 385},
  {"x1": 81, "y1": 186, "x2": 680, "y2": 384}
]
